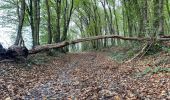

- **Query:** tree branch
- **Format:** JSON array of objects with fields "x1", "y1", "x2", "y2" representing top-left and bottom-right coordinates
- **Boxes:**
[{"x1": 29, "y1": 35, "x2": 169, "y2": 54}]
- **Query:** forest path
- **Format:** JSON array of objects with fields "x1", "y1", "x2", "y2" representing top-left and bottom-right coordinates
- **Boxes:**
[{"x1": 0, "y1": 51, "x2": 170, "y2": 99}]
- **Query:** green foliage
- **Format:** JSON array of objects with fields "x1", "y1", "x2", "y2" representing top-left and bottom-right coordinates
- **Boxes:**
[
  {"x1": 136, "y1": 67, "x2": 147, "y2": 77},
  {"x1": 146, "y1": 43, "x2": 163, "y2": 55},
  {"x1": 137, "y1": 66, "x2": 170, "y2": 77},
  {"x1": 109, "y1": 42, "x2": 142, "y2": 61},
  {"x1": 110, "y1": 52, "x2": 126, "y2": 61},
  {"x1": 40, "y1": 32, "x2": 48, "y2": 44},
  {"x1": 127, "y1": 50, "x2": 134, "y2": 57},
  {"x1": 152, "y1": 66, "x2": 170, "y2": 74},
  {"x1": 162, "y1": 46, "x2": 170, "y2": 53},
  {"x1": 74, "y1": 0, "x2": 81, "y2": 7},
  {"x1": 142, "y1": 67, "x2": 151, "y2": 76}
]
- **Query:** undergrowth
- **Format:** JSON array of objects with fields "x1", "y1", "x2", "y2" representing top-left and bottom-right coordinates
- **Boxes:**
[
  {"x1": 26, "y1": 53, "x2": 54, "y2": 68},
  {"x1": 109, "y1": 41, "x2": 170, "y2": 62},
  {"x1": 137, "y1": 66, "x2": 170, "y2": 77},
  {"x1": 109, "y1": 42, "x2": 142, "y2": 62},
  {"x1": 146, "y1": 43, "x2": 163, "y2": 55}
]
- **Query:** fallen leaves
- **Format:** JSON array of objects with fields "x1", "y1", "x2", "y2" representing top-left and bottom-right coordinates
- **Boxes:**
[{"x1": 0, "y1": 52, "x2": 169, "y2": 99}]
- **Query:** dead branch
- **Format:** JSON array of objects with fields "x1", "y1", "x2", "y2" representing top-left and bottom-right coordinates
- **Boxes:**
[
  {"x1": 125, "y1": 42, "x2": 153, "y2": 63},
  {"x1": 28, "y1": 35, "x2": 170, "y2": 54},
  {"x1": 0, "y1": 59, "x2": 14, "y2": 63}
]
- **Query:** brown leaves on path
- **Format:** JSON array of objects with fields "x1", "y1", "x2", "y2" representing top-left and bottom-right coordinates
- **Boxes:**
[{"x1": 0, "y1": 51, "x2": 169, "y2": 99}]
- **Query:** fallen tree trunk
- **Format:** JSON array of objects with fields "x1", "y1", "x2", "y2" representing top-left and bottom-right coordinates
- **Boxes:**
[{"x1": 29, "y1": 35, "x2": 170, "y2": 54}]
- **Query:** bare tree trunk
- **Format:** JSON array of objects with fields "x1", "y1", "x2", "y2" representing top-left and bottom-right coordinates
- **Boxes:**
[
  {"x1": 61, "y1": 0, "x2": 74, "y2": 52},
  {"x1": 45, "y1": 0, "x2": 52, "y2": 44},
  {"x1": 54, "y1": 0, "x2": 61, "y2": 43},
  {"x1": 122, "y1": 4, "x2": 126, "y2": 36},
  {"x1": 25, "y1": 0, "x2": 34, "y2": 48},
  {"x1": 32, "y1": 0, "x2": 40, "y2": 47},
  {"x1": 37, "y1": 0, "x2": 40, "y2": 45},
  {"x1": 33, "y1": 0, "x2": 38, "y2": 46},
  {"x1": 138, "y1": 1, "x2": 148, "y2": 37},
  {"x1": 61, "y1": 0, "x2": 74, "y2": 41},
  {"x1": 166, "y1": 0, "x2": 170, "y2": 17},
  {"x1": 122, "y1": 0, "x2": 133, "y2": 37},
  {"x1": 158, "y1": 0, "x2": 164, "y2": 35},
  {"x1": 15, "y1": 0, "x2": 26, "y2": 45},
  {"x1": 61, "y1": 0, "x2": 68, "y2": 41},
  {"x1": 101, "y1": 0, "x2": 108, "y2": 47},
  {"x1": 113, "y1": 0, "x2": 120, "y2": 45},
  {"x1": 153, "y1": 0, "x2": 164, "y2": 36},
  {"x1": 153, "y1": 0, "x2": 159, "y2": 37}
]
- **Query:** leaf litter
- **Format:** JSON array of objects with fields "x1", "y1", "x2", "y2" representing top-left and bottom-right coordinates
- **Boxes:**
[{"x1": 0, "y1": 51, "x2": 169, "y2": 100}]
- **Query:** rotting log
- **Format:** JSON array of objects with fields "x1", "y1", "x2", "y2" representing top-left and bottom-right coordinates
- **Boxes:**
[{"x1": 29, "y1": 35, "x2": 170, "y2": 54}]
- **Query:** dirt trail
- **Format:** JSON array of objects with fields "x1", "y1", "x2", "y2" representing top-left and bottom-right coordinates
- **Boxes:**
[{"x1": 0, "y1": 52, "x2": 169, "y2": 99}]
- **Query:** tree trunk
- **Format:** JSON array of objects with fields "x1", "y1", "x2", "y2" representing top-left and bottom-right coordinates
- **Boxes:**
[
  {"x1": 37, "y1": 0, "x2": 40, "y2": 45},
  {"x1": 166, "y1": 0, "x2": 170, "y2": 17},
  {"x1": 158, "y1": 0, "x2": 164, "y2": 35},
  {"x1": 113, "y1": 0, "x2": 120, "y2": 45},
  {"x1": 61, "y1": 0, "x2": 74, "y2": 41},
  {"x1": 26, "y1": 0, "x2": 35, "y2": 48},
  {"x1": 54, "y1": 0, "x2": 61, "y2": 43},
  {"x1": 45, "y1": 0, "x2": 52, "y2": 44},
  {"x1": 153, "y1": 0, "x2": 160, "y2": 37},
  {"x1": 29, "y1": 34, "x2": 168, "y2": 54},
  {"x1": 101, "y1": 0, "x2": 109, "y2": 47},
  {"x1": 15, "y1": 0, "x2": 26, "y2": 45},
  {"x1": 138, "y1": 1, "x2": 148, "y2": 37},
  {"x1": 33, "y1": 0, "x2": 38, "y2": 46},
  {"x1": 33, "y1": 0, "x2": 40, "y2": 47}
]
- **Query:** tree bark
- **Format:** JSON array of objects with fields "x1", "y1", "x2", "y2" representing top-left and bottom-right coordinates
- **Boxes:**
[
  {"x1": 15, "y1": 0, "x2": 26, "y2": 45},
  {"x1": 138, "y1": 0, "x2": 148, "y2": 37},
  {"x1": 32, "y1": 0, "x2": 40, "y2": 47},
  {"x1": 166, "y1": 0, "x2": 170, "y2": 17},
  {"x1": 28, "y1": 34, "x2": 170, "y2": 54},
  {"x1": 45, "y1": 0, "x2": 52, "y2": 44},
  {"x1": 29, "y1": 35, "x2": 152, "y2": 54},
  {"x1": 54, "y1": 0, "x2": 61, "y2": 43},
  {"x1": 25, "y1": 0, "x2": 34, "y2": 48},
  {"x1": 101, "y1": 0, "x2": 109, "y2": 47},
  {"x1": 37, "y1": 0, "x2": 40, "y2": 45},
  {"x1": 158, "y1": 0, "x2": 164, "y2": 35},
  {"x1": 112, "y1": 0, "x2": 120, "y2": 45},
  {"x1": 61, "y1": 0, "x2": 74, "y2": 41}
]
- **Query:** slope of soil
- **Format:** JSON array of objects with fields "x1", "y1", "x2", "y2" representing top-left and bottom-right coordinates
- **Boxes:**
[{"x1": 0, "y1": 51, "x2": 169, "y2": 100}]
